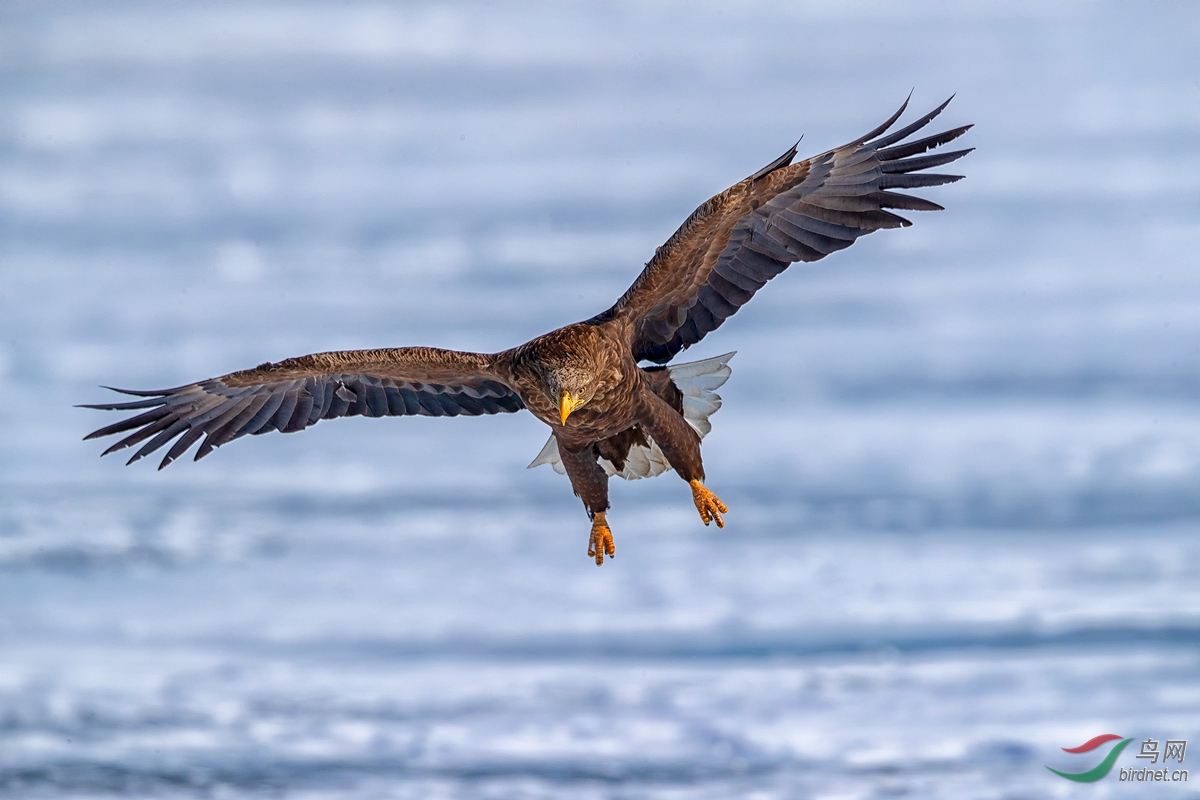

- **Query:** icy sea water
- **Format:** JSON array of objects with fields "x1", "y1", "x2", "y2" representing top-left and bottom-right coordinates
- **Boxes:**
[{"x1": 3, "y1": 2, "x2": 1200, "y2": 798}]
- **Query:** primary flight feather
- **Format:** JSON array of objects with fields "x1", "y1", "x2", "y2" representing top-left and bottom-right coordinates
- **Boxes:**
[{"x1": 84, "y1": 96, "x2": 972, "y2": 564}]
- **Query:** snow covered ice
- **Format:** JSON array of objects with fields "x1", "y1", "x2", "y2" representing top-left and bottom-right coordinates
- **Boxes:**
[{"x1": 2, "y1": 2, "x2": 1199, "y2": 797}]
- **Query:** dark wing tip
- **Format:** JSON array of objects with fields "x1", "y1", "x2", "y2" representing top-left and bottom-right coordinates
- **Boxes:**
[
  {"x1": 79, "y1": 384, "x2": 174, "y2": 416},
  {"x1": 99, "y1": 385, "x2": 174, "y2": 397},
  {"x1": 77, "y1": 398, "x2": 165, "y2": 412},
  {"x1": 158, "y1": 428, "x2": 205, "y2": 470},
  {"x1": 853, "y1": 94, "x2": 914, "y2": 145},
  {"x1": 749, "y1": 137, "x2": 802, "y2": 182},
  {"x1": 867, "y1": 96, "x2": 963, "y2": 150},
  {"x1": 194, "y1": 436, "x2": 216, "y2": 462}
]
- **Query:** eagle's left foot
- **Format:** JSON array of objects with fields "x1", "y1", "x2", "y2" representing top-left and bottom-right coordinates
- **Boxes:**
[
  {"x1": 689, "y1": 480, "x2": 728, "y2": 528},
  {"x1": 588, "y1": 511, "x2": 615, "y2": 566}
]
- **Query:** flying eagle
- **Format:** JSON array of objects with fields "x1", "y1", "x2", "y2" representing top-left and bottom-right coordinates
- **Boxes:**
[{"x1": 84, "y1": 97, "x2": 971, "y2": 565}]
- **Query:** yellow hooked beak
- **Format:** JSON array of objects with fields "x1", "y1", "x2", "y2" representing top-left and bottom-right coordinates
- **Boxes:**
[{"x1": 559, "y1": 391, "x2": 582, "y2": 425}]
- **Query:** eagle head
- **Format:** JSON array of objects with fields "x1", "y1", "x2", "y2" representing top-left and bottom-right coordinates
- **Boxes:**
[
  {"x1": 543, "y1": 359, "x2": 603, "y2": 425},
  {"x1": 525, "y1": 325, "x2": 610, "y2": 426}
]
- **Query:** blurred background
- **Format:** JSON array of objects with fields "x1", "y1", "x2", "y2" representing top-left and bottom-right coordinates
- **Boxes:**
[{"x1": 2, "y1": 1, "x2": 1199, "y2": 797}]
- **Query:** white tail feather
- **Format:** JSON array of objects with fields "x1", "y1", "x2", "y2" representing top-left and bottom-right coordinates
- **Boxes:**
[{"x1": 527, "y1": 352, "x2": 735, "y2": 481}]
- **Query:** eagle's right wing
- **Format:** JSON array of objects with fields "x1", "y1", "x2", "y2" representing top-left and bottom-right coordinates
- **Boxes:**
[{"x1": 82, "y1": 346, "x2": 523, "y2": 469}]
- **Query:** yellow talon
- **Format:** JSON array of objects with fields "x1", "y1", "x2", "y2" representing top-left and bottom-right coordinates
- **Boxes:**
[
  {"x1": 587, "y1": 511, "x2": 615, "y2": 566},
  {"x1": 689, "y1": 480, "x2": 728, "y2": 528}
]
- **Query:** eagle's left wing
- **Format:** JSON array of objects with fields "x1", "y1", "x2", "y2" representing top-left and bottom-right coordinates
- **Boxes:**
[
  {"x1": 592, "y1": 96, "x2": 972, "y2": 364},
  {"x1": 82, "y1": 346, "x2": 523, "y2": 469}
]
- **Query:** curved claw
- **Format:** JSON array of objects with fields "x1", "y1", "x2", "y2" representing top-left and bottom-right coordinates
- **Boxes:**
[
  {"x1": 689, "y1": 480, "x2": 728, "y2": 528},
  {"x1": 587, "y1": 511, "x2": 615, "y2": 566}
]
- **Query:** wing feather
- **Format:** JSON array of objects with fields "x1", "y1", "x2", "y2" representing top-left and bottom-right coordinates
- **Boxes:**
[
  {"x1": 102, "y1": 412, "x2": 176, "y2": 456},
  {"x1": 593, "y1": 98, "x2": 972, "y2": 363},
  {"x1": 128, "y1": 419, "x2": 192, "y2": 465},
  {"x1": 285, "y1": 389, "x2": 312, "y2": 431},
  {"x1": 242, "y1": 386, "x2": 288, "y2": 436},
  {"x1": 159, "y1": 427, "x2": 205, "y2": 470},
  {"x1": 84, "y1": 406, "x2": 172, "y2": 442},
  {"x1": 868, "y1": 95, "x2": 952, "y2": 147},
  {"x1": 82, "y1": 347, "x2": 523, "y2": 467},
  {"x1": 879, "y1": 148, "x2": 973, "y2": 174}
]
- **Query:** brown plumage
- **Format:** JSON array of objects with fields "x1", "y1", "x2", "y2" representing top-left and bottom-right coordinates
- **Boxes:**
[{"x1": 82, "y1": 97, "x2": 972, "y2": 564}]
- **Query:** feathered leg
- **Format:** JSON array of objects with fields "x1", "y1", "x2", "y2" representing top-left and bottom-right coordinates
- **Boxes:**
[
  {"x1": 557, "y1": 439, "x2": 616, "y2": 565},
  {"x1": 637, "y1": 389, "x2": 728, "y2": 528}
]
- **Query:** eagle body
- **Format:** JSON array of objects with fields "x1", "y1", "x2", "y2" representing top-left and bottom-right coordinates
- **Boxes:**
[
  {"x1": 83, "y1": 98, "x2": 972, "y2": 564},
  {"x1": 499, "y1": 322, "x2": 636, "y2": 440}
]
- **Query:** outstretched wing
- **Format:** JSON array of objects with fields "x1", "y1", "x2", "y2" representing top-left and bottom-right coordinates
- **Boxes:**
[
  {"x1": 593, "y1": 96, "x2": 972, "y2": 364},
  {"x1": 82, "y1": 347, "x2": 523, "y2": 469}
]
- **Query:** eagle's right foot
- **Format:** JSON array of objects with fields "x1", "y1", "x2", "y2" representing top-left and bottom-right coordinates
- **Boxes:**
[
  {"x1": 588, "y1": 511, "x2": 615, "y2": 566},
  {"x1": 689, "y1": 480, "x2": 728, "y2": 528}
]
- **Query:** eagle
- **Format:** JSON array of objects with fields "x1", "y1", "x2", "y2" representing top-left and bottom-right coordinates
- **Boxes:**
[{"x1": 83, "y1": 97, "x2": 971, "y2": 565}]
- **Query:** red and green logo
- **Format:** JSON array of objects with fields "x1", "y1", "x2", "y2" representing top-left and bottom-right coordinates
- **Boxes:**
[{"x1": 1046, "y1": 734, "x2": 1134, "y2": 782}]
